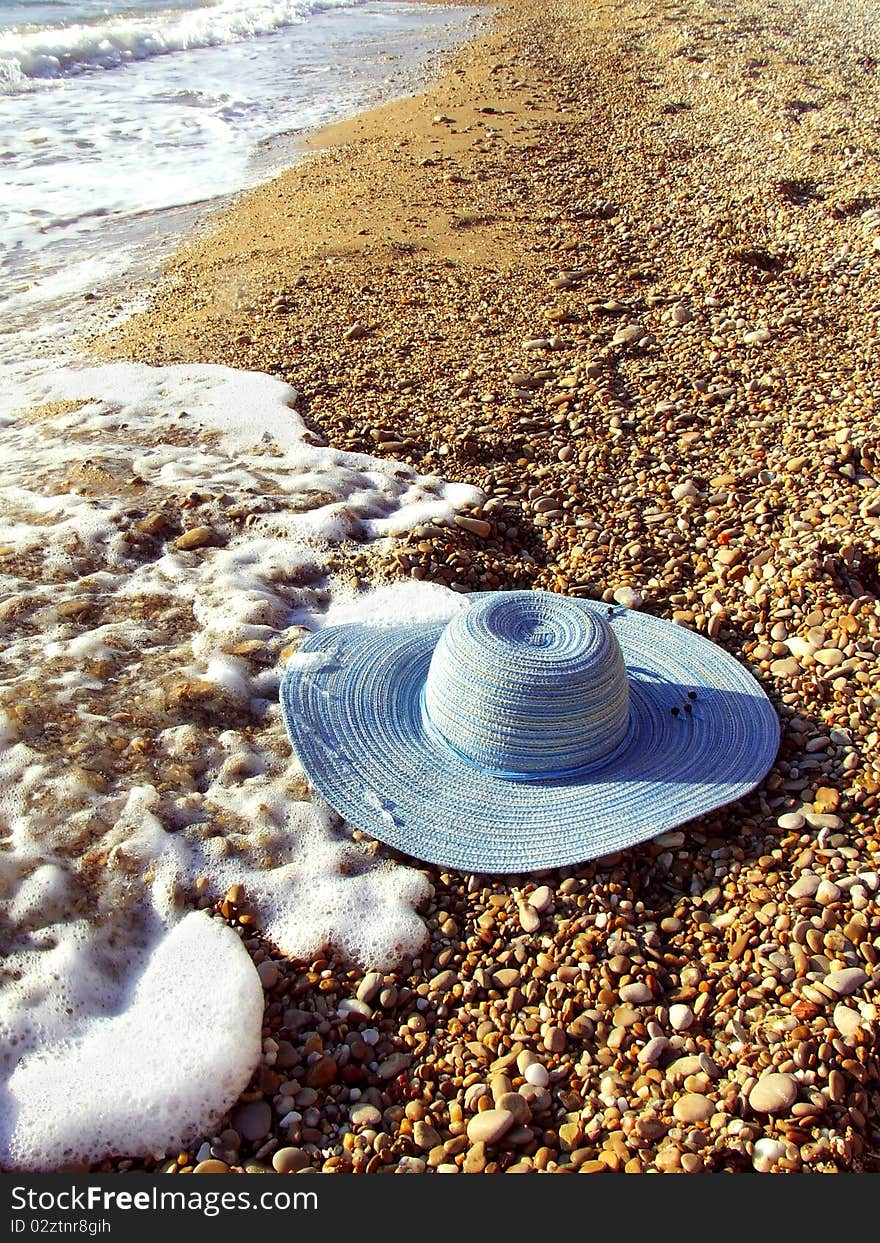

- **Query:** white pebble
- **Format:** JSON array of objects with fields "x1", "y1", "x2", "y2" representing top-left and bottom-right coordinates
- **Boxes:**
[{"x1": 524, "y1": 1062, "x2": 549, "y2": 1087}]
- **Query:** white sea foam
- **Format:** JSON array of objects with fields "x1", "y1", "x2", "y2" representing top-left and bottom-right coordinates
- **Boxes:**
[
  {"x1": 0, "y1": 0, "x2": 362, "y2": 83},
  {"x1": 0, "y1": 361, "x2": 481, "y2": 1169}
]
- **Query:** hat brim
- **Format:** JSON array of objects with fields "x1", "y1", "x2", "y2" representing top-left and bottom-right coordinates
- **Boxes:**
[{"x1": 279, "y1": 595, "x2": 779, "y2": 873}]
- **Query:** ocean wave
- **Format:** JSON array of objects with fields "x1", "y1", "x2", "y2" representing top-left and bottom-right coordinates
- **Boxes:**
[{"x1": 0, "y1": 0, "x2": 364, "y2": 87}]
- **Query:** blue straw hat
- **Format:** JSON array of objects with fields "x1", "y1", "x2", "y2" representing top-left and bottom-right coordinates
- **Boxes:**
[{"x1": 280, "y1": 591, "x2": 779, "y2": 873}]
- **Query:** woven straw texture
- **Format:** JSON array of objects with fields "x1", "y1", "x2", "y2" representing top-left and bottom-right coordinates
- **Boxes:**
[{"x1": 280, "y1": 591, "x2": 780, "y2": 873}]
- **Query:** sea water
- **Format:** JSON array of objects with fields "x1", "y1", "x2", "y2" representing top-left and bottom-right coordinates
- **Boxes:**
[
  {"x1": 0, "y1": 0, "x2": 485, "y2": 1170},
  {"x1": 0, "y1": 0, "x2": 479, "y2": 363}
]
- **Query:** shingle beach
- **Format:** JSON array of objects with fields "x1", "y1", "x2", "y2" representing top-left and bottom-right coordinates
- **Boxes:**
[{"x1": 2, "y1": 0, "x2": 879, "y2": 1175}]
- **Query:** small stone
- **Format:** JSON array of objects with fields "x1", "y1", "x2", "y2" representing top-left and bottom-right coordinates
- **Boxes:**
[
  {"x1": 257, "y1": 960, "x2": 279, "y2": 989},
  {"x1": 463, "y1": 1142, "x2": 487, "y2": 1173},
  {"x1": 523, "y1": 1062, "x2": 549, "y2": 1088},
  {"x1": 749, "y1": 1073, "x2": 798, "y2": 1114},
  {"x1": 788, "y1": 874, "x2": 820, "y2": 899},
  {"x1": 543, "y1": 1025, "x2": 567, "y2": 1053},
  {"x1": 466, "y1": 1108, "x2": 515, "y2": 1146},
  {"x1": 558, "y1": 1121, "x2": 584, "y2": 1151},
  {"x1": 752, "y1": 1138, "x2": 787, "y2": 1173},
  {"x1": 833, "y1": 1004, "x2": 863, "y2": 1037},
  {"x1": 231, "y1": 1100, "x2": 272, "y2": 1142},
  {"x1": 428, "y1": 969, "x2": 458, "y2": 994},
  {"x1": 496, "y1": 1092, "x2": 531, "y2": 1125},
  {"x1": 413, "y1": 1121, "x2": 443, "y2": 1151},
  {"x1": 529, "y1": 885, "x2": 553, "y2": 912},
  {"x1": 814, "y1": 647, "x2": 844, "y2": 667},
  {"x1": 454, "y1": 514, "x2": 492, "y2": 538},
  {"x1": 174, "y1": 525, "x2": 217, "y2": 551},
  {"x1": 638, "y1": 1035, "x2": 669, "y2": 1066},
  {"x1": 613, "y1": 585, "x2": 643, "y2": 609},
  {"x1": 777, "y1": 811, "x2": 805, "y2": 830},
  {"x1": 356, "y1": 971, "x2": 383, "y2": 1004},
  {"x1": 518, "y1": 901, "x2": 541, "y2": 933},
  {"x1": 378, "y1": 1052, "x2": 412, "y2": 1079},
  {"x1": 272, "y1": 1147, "x2": 310, "y2": 1173},
  {"x1": 813, "y1": 786, "x2": 839, "y2": 812},
  {"x1": 668, "y1": 1004, "x2": 693, "y2": 1031},
  {"x1": 654, "y1": 831, "x2": 685, "y2": 848},
  {"x1": 815, "y1": 879, "x2": 841, "y2": 906},
  {"x1": 770, "y1": 657, "x2": 800, "y2": 678},
  {"x1": 350, "y1": 1102, "x2": 382, "y2": 1127},
  {"x1": 672, "y1": 1094, "x2": 713, "y2": 1124},
  {"x1": 193, "y1": 1160, "x2": 230, "y2": 1174},
  {"x1": 671, "y1": 481, "x2": 698, "y2": 501},
  {"x1": 305, "y1": 1055, "x2": 337, "y2": 1089},
  {"x1": 823, "y1": 968, "x2": 868, "y2": 996},
  {"x1": 619, "y1": 981, "x2": 652, "y2": 1004},
  {"x1": 612, "y1": 323, "x2": 646, "y2": 346}
]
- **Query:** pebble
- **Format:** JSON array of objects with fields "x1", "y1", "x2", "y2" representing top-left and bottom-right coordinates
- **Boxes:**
[
  {"x1": 454, "y1": 514, "x2": 492, "y2": 538},
  {"x1": 413, "y1": 1121, "x2": 443, "y2": 1151},
  {"x1": 257, "y1": 960, "x2": 279, "y2": 989},
  {"x1": 231, "y1": 1101, "x2": 272, "y2": 1143},
  {"x1": 356, "y1": 971, "x2": 383, "y2": 1004},
  {"x1": 672, "y1": 1094, "x2": 714, "y2": 1124},
  {"x1": 668, "y1": 1004, "x2": 693, "y2": 1031},
  {"x1": 638, "y1": 1035, "x2": 669, "y2": 1065},
  {"x1": 529, "y1": 885, "x2": 553, "y2": 912},
  {"x1": 749, "y1": 1073, "x2": 798, "y2": 1114},
  {"x1": 832, "y1": 1004, "x2": 863, "y2": 1037},
  {"x1": 788, "y1": 874, "x2": 820, "y2": 898},
  {"x1": 543, "y1": 1026, "x2": 566, "y2": 1052},
  {"x1": 378, "y1": 1052, "x2": 412, "y2": 1079},
  {"x1": 272, "y1": 1147, "x2": 310, "y2": 1174},
  {"x1": 752, "y1": 1138, "x2": 787, "y2": 1173},
  {"x1": 466, "y1": 1108, "x2": 515, "y2": 1146},
  {"x1": 815, "y1": 879, "x2": 841, "y2": 906},
  {"x1": 174, "y1": 525, "x2": 217, "y2": 551},
  {"x1": 612, "y1": 585, "x2": 643, "y2": 609},
  {"x1": 517, "y1": 901, "x2": 541, "y2": 933},
  {"x1": 523, "y1": 1063, "x2": 549, "y2": 1088},
  {"x1": 823, "y1": 968, "x2": 869, "y2": 996},
  {"x1": 350, "y1": 1102, "x2": 382, "y2": 1127},
  {"x1": 193, "y1": 1160, "x2": 230, "y2": 1174},
  {"x1": 305, "y1": 1055, "x2": 337, "y2": 1089},
  {"x1": 619, "y1": 981, "x2": 652, "y2": 1004},
  {"x1": 612, "y1": 324, "x2": 646, "y2": 346}
]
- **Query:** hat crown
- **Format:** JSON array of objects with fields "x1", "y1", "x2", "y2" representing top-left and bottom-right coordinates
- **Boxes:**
[{"x1": 423, "y1": 592, "x2": 630, "y2": 777}]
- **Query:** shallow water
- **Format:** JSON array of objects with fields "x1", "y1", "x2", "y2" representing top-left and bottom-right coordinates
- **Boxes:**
[{"x1": 0, "y1": 0, "x2": 480, "y2": 364}]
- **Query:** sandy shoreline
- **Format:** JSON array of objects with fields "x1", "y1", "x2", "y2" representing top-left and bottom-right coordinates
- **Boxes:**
[{"x1": 6, "y1": 0, "x2": 880, "y2": 1174}]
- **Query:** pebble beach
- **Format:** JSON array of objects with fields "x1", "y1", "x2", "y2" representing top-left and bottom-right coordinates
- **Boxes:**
[{"x1": 2, "y1": 0, "x2": 880, "y2": 1175}]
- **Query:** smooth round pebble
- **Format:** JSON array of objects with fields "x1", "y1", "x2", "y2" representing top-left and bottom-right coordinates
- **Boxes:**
[
  {"x1": 749, "y1": 1073, "x2": 798, "y2": 1114},
  {"x1": 466, "y1": 1108, "x2": 515, "y2": 1146},
  {"x1": 672, "y1": 1094, "x2": 714, "y2": 1124}
]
